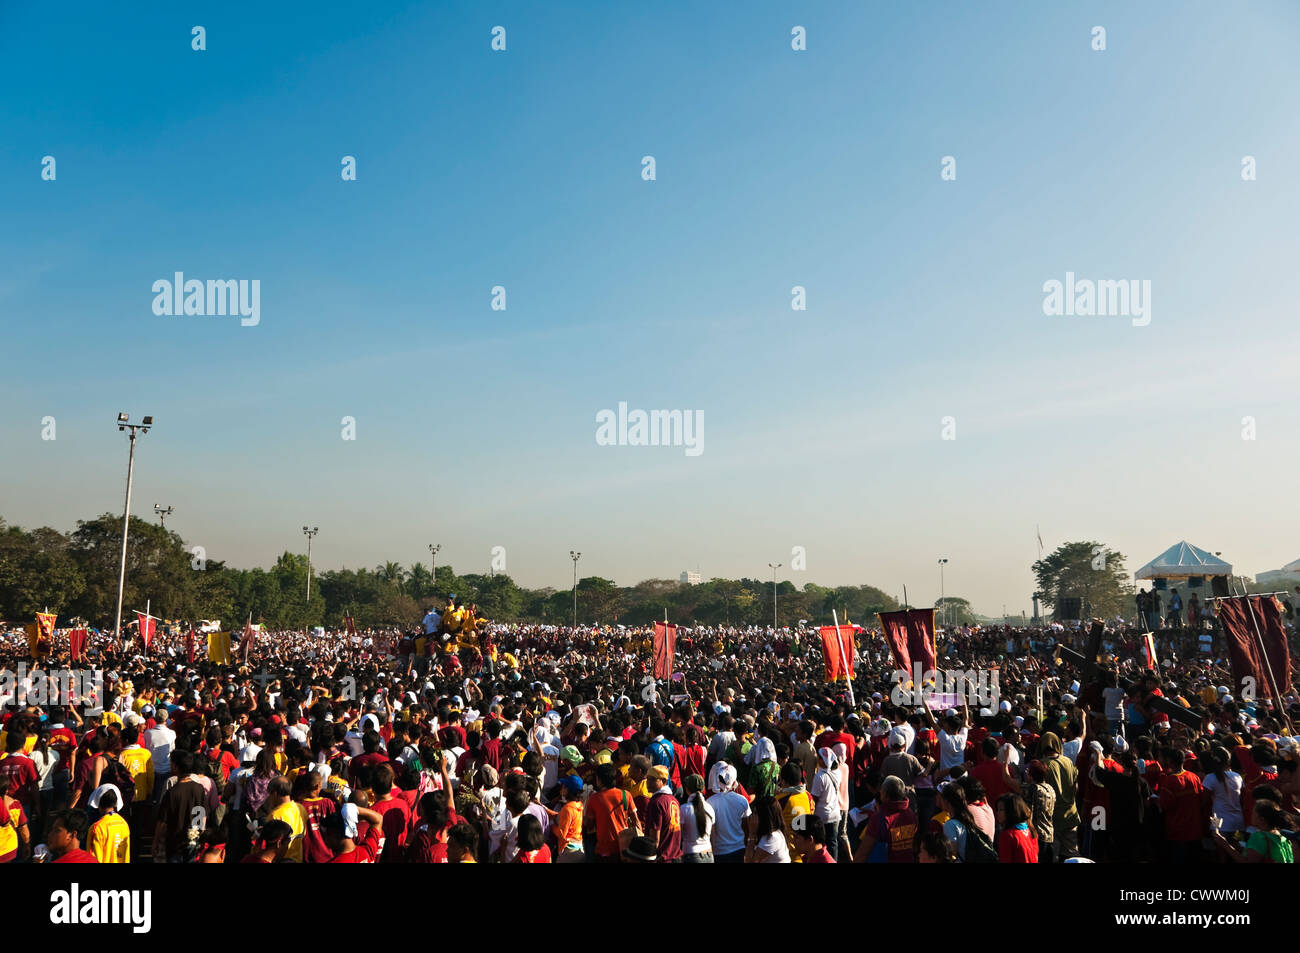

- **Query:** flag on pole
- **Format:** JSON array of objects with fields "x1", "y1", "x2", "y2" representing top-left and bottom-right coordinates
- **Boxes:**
[
  {"x1": 1216, "y1": 595, "x2": 1292, "y2": 701},
  {"x1": 68, "y1": 628, "x2": 88, "y2": 661},
  {"x1": 652, "y1": 622, "x2": 676, "y2": 681},
  {"x1": 186, "y1": 629, "x2": 196, "y2": 665},
  {"x1": 30, "y1": 611, "x2": 57, "y2": 658},
  {"x1": 818, "y1": 625, "x2": 856, "y2": 682},
  {"x1": 208, "y1": 631, "x2": 231, "y2": 664},
  {"x1": 1140, "y1": 632, "x2": 1158, "y2": 670},
  {"x1": 344, "y1": 614, "x2": 357, "y2": 637},
  {"x1": 135, "y1": 611, "x2": 157, "y2": 652},
  {"x1": 879, "y1": 608, "x2": 937, "y2": 674}
]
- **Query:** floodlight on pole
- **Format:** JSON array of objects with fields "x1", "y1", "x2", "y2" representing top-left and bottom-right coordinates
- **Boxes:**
[{"x1": 113, "y1": 413, "x2": 153, "y2": 645}]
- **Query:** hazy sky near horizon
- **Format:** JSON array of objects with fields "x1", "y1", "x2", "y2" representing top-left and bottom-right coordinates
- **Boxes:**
[{"x1": 3, "y1": 2, "x2": 1299, "y2": 618}]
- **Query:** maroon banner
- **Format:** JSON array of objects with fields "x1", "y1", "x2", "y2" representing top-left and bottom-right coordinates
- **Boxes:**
[
  {"x1": 877, "y1": 609, "x2": 937, "y2": 674},
  {"x1": 1218, "y1": 596, "x2": 1291, "y2": 701},
  {"x1": 186, "y1": 629, "x2": 196, "y2": 665},
  {"x1": 68, "y1": 628, "x2": 87, "y2": 661},
  {"x1": 652, "y1": 622, "x2": 676, "y2": 681},
  {"x1": 818, "y1": 625, "x2": 856, "y2": 681}
]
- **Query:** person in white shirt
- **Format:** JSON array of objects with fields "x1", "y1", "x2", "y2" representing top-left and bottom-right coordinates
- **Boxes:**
[
  {"x1": 145, "y1": 717, "x2": 176, "y2": 804},
  {"x1": 706, "y1": 763, "x2": 750, "y2": 863},
  {"x1": 680, "y1": 775, "x2": 716, "y2": 862},
  {"x1": 747, "y1": 796, "x2": 791, "y2": 863},
  {"x1": 1203, "y1": 747, "x2": 1246, "y2": 833},
  {"x1": 810, "y1": 747, "x2": 843, "y2": 860},
  {"x1": 935, "y1": 711, "x2": 969, "y2": 775}
]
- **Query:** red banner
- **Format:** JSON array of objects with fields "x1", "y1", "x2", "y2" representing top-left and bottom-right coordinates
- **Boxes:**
[
  {"x1": 818, "y1": 625, "x2": 856, "y2": 682},
  {"x1": 136, "y1": 612, "x2": 156, "y2": 652},
  {"x1": 1217, "y1": 596, "x2": 1292, "y2": 701},
  {"x1": 68, "y1": 628, "x2": 88, "y2": 661},
  {"x1": 344, "y1": 614, "x2": 357, "y2": 636},
  {"x1": 879, "y1": 609, "x2": 936, "y2": 675},
  {"x1": 652, "y1": 622, "x2": 676, "y2": 681},
  {"x1": 186, "y1": 629, "x2": 196, "y2": 665}
]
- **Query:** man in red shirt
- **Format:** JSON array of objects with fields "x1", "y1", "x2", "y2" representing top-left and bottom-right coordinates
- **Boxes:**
[
  {"x1": 642, "y1": 766, "x2": 682, "y2": 862},
  {"x1": 791, "y1": 815, "x2": 836, "y2": 863},
  {"x1": 47, "y1": 809, "x2": 98, "y2": 863},
  {"x1": 370, "y1": 764, "x2": 412, "y2": 862},
  {"x1": 813, "y1": 715, "x2": 857, "y2": 773},
  {"x1": 1157, "y1": 747, "x2": 1207, "y2": 863},
  {"x1": 0, "y1": 734, "x2": 39, "y2": 817},
  {"x1": 967, "y1": 738, "x2": 1017, "y2": 805},
  {"x1": 324, "y1": 805, "x2": 386, "y2": 863}
]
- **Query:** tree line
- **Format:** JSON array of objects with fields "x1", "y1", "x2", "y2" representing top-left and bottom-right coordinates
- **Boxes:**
[
  {"x1": 0, "y1": 514, "x2": 905, "y2": 630},
  {"x1": 2, "y1": 514, "x2": 1146, "y2": 630}
]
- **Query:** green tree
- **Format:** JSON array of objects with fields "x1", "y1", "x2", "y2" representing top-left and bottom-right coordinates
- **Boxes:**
[{"x1": 1032, "y1": 541, "x2": 1133, "y2": 620}]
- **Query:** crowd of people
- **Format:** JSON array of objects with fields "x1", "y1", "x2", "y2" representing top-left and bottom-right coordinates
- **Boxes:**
[{"x1": 0, "y1": 597, "x2": 1297, "y2": 865}]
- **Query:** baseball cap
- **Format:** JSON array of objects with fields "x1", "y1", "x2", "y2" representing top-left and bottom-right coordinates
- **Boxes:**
[
  {"x1": 560, "y1": 745, "x2": 584, "y2": 766},
  {"x1": 559, "y1": 774, "x2": 584, "y2": 795}
]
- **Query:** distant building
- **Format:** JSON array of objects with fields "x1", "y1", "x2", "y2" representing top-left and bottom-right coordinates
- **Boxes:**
[{"x1": 680, "y1": 571, "x2": 701, "y2": 585}]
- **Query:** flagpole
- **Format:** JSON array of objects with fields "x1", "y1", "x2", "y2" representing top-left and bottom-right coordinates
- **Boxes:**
[
  {"x1": 144, "y1": 598, "x2": 150, "y2": 654},
  {"x1": 832, "y1": 609, "x2": 855, "y2": 707}
]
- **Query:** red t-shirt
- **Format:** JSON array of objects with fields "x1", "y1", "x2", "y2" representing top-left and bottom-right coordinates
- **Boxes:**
[
  {"x1": 1157, "y1": 770, "x2": 1206, "y2": 842},
  {"x1": 297, "y1": 796, "x2": 337, "y2": 864},
  {"x1": 374, "y1": 796, "x2": 412, "y2": 862},
  {"x1": 865, "y1": 800, "x2": 918, "y2": 863},
  {"x1": 52, "y1": 848, "x2": 99, "y2": 863},
  {"x1": 968, "y1": 758, "x2": 1012, "y2": 805},
  {"x1": 515, "y1": 845, "x2": 552, "y2": 863},
  {"x1": 806, "y1": 846, "x2": 836, "y2": 863},
  {"x1": 998, "y1": 827, "x2": 1039, "y2": 863},
  {"x1": 328, "y1": 825, "x2": 381, "y2": 863}
]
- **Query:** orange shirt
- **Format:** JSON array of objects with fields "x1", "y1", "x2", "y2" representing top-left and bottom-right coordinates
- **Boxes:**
[
  {"x1": 555, "y1": 800, "x2": 583, "y2": 853},
  {"x1": 590, "y1": 788, "x2": 633, "y2": 858}
]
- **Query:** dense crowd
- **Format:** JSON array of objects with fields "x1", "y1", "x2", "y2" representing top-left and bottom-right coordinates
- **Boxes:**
[{"x1": 1, "y1": 597, "x2": 1297, "y2": 865}]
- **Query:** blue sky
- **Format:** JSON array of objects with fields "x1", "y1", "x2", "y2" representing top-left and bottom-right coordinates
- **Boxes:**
[{"x1": 3, "y1": 1, "x2": 1299, "y2": 616}]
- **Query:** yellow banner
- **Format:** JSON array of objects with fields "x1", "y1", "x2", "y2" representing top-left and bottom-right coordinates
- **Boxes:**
[{"x1": 208, "y1": 631, "x2": 231, "y2": 664}]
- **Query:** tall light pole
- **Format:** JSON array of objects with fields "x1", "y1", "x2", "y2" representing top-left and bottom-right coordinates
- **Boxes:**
[
  {"x1": 113, "y1": 413, "x2": 153, "y2": 645},
  {"x1": 303, "y1": 526, "x2": 319, "y2": 602},
  {"x1": 570, "y1": 551, "x2": 581, "y2": 628},
  {"x1": 154, "y1": 503, "x2": 173, "y2": 527},
  {"x1": 428, "y1": 543, "x2": 441, "y2": 591},
  {"x1": 938, "y1": 557, "x2": 948, "y2": 627},
  {"x1": 768, "y1": 562, "x2": 782, "y2": 629}
]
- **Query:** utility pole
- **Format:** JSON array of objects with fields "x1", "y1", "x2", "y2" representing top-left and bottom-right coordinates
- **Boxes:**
[
  {"x1": 570, "y1": 551, "x2": 581, "y2": 628},
  {"x1": 768, "y1": 562, "x2": 782, "y2": 629},
  {"x1": 113, "y1": 413, "x2": 153, "y2": 645},
  {"x1": 154, "y1": 503, "x2": 173, "y2": 527},
  {"x1": 303, "y1": 526, "x2": 319, "y2": 602}
]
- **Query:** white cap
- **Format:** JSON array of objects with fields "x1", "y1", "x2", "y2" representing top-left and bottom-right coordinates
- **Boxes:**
[{"x1": 1061, "y1": 693, "x2": 1077, "y2": 706}]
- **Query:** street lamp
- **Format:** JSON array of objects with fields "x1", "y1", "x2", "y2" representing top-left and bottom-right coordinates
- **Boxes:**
[
  {"x1": 570, "y1": 551, "x2": 581, "y2": 628},
  {"x1": 154, "y1": 503, "x2": 173, "y2": 527},
  {"x1": 303, "y1": 527, "x2": 319, "y2": 602},
  {"x1": 938, "y1": 558, "x2": 949, "y2": 627},
  {"x1": 429, "y1": 543, "x2": 441, "y2": 590},
  {"x1": 113, "y1": 413, "x2": 153, "y2": 645},
  {"x1": 768, "y1": 562, "x2": 782, "y2": 629}
]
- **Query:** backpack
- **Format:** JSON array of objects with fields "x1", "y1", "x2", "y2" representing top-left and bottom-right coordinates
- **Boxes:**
[
  {"x1": 963, "y1": 822, "x2": 999, "y2": 863},
  {"x1": 100, "y1": 757, "x2": 136, "y2": 809}
]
